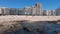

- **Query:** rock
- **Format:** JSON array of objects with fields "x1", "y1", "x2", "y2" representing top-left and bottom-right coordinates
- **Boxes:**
[{"x1": 23, "y1": 26, "x2": 32, "y2": 32}]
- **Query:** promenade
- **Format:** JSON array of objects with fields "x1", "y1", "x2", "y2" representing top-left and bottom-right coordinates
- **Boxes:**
[{"x1": 0, "y1": 15, "x2": 60, "y2": 22}]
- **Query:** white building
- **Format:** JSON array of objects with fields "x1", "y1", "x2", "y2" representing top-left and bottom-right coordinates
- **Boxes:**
[
  {"x1": 0, "y1": 7, "x2": 10, "y2": 15},
  {"x1": 31, "y1": 6, "x2": 36, "y2": 16},
  {"x1": 35, "y1": 2, "x2": 42, "y2": 16},
  {"x1": 24, "y1": 6, "x2": 32, "y2": 15},
  {"x1": 0, "y1": 7, "x2": 24, "y2": 15},
  {"x1": 43, "y1": 10, "x2": 55, "y2": 16},
  {"x1": 0, "y1": 8, "x2": 2, "y2": 14}
]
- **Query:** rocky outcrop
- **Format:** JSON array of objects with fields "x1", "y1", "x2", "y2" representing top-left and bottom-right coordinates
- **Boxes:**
[{"x1": 0, "y1": 21, "x2": 46, "y2": 34}]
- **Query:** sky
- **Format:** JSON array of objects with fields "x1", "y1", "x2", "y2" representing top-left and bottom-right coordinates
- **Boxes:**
[{"x1": 0, "y1": 0, "x2": 60, "y2": 10}]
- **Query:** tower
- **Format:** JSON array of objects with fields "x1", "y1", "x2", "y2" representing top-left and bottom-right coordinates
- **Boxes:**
[{"x1": 35, "y1": 2, "x2": 42, "y2": 16}]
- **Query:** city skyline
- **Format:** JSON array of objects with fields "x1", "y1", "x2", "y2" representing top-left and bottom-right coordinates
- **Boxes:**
[{"x1": 0, "y1": 0, "x2": 60, "y2": 10}]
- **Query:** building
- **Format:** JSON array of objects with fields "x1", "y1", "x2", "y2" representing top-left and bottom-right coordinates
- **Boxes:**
[
  {"x1": 0, "y1": 7, "x2": 10, "y2": 15},
  {"x1": 51, "y1": 10, "x2": 56, "y2": 16},
  {"x1": 35, "y1": 2, "x2": 42, "y2": 16},
  {"x1": 24, "y1": 6, "x2": 32, "y2": 15},
  {"x1": 55, "y1": 8, "x2": 60, "y2": 16},
  {"x1": 0, "y1": 8, "x2": 2, "y2": 15},
  {"x1": 31, "y1": 6, "x2": 36, "y2": 16},
  {"x1": 0, "y1": 2, "x2": 43, "y2": 16},
  {"x1": 0, "y1": 7, "x2": 24, "y2": 15},
  {"x1": 9, "y1": 8, "x2": 17, "y2": 15},
  {"x1": 43, "y1": 10, "x2": 55, "y2": 16},
  {"x1": 23, "y1": 2, "x2": 42, "y2": 16},
  {"x1": 17, "y1": 9, "x2": 24, "y2": 15},
  {"x1": 9, "y1": 8, "x2": 24, "y2": 15}
]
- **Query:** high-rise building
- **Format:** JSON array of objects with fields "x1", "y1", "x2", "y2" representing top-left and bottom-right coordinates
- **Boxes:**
[
  {"x1": 35, "y1": 2, "x2": 42, "y2": 16},
  {"x1": 0, "y1": 2, "x2": 43, "y2": 16},
  {"x1": 23, "y1": 2, "x2": 42, "y2": 16},
  {"x1": 55, "y1": 8, "x2": 60, "y2": 16}
]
